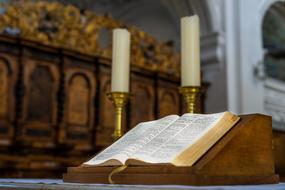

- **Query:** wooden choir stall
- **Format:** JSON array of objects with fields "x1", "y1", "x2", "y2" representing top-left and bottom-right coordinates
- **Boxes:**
[
  {"x1": 0, "y1": 1, "x2": 205, "y2": 178},
  {"x1": 0, "y1": 1, "x2": 283, "y2": 185}
]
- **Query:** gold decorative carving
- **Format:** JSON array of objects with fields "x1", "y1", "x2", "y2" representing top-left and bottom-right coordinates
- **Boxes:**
[
  {"x1": 0, "y1": 60, "x2": 8, "y2": 117},
  {"x1": 68, "y1": 75, "x2": 89, "y2": 126},
  {"x1": 0, "y1": 1, "x2": 180, "y2": 76}
]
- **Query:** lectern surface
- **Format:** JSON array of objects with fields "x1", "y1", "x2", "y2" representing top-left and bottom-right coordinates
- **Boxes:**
[
  {"x1": 63, "y1": 114, "x2": 279, "y2": 186},
  {"x1": 0, "y1": 179, "x2": 284, "y2": 190}
]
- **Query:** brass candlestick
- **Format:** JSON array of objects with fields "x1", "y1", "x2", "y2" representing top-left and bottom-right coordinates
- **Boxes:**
[
  {"x1": 107, "y1": 92, "x2": 130, "y2": 140},
  {"x1": 179, "y1": 86, "x2": 201, "y2": 113}
]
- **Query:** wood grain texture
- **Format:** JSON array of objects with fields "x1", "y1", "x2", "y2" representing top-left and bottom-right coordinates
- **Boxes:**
[
  {"x1": 273, "y1": 130, "x2": 285, "y2": 181},
  {"x1": 64, "y1": 114, "x2": 279, "y2": 185},
  {"x1": 0, "y1": 34, "x2": 206, "y2": 178},
  {"x1": 0, "y1": 53, "x2": 17, "y2": 146}
]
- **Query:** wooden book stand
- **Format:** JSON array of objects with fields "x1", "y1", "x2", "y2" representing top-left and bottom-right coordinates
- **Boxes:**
[{"x1": 63, "y1": 114, "x2": 279, "y2": 185}]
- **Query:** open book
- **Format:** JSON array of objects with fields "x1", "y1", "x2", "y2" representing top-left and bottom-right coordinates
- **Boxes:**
[{"x1": 84, "y1": 112, "x2": 240, "y2": 167}]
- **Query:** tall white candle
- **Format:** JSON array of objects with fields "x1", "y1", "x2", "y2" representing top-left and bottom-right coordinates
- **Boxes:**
[
  {"x1": 111, "y1": 29, "x2": 131, "y2": 92},
  {"x1": 181, "y1": 15, "x2": 200, "y2": 86}
]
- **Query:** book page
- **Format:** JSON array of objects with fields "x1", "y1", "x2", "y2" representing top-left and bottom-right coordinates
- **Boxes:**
[
  {"x1": 173, "y1": 112, "x2": 239, "y2": 166},
  {"x1": 83, "y1": 114, "x2": 179, "y2": 166},
  {"x1": 130, "y1": 112, "x2": 225, "y2": 164}
]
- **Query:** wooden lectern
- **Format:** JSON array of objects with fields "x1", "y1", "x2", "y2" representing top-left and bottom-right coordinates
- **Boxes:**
[{"x1": 63, "y1": 114, "x2": 279, "y2": 185}]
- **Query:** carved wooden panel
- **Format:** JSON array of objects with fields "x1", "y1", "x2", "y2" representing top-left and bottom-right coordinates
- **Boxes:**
[
  {"x1": 158, "y1": 80, "x2": 180, "y2": 117},
  {"x1": 28, "y1": 67, "x2": 53, "y2": 122},
  {"x1": 0, "y1": 60, "x2": 8, "y2": 117},
  {"x1": 60, "y1": 68, "x2": 95, "y2": 149},
  {"x1": 0, "y1": 54, "x2": 17, "y2": 146},
  {"x1": 101, "y1": 80, "x2": 113, "y2": 129},
  {"x1": 130, "y1": 74, "x2": 155, "y2": 127},
  {"x1": 21, "y1": 59, "x2": 59, "y2": 147},
  {"x1": 0, "y1": 35, "x2": 206, "y2": 178},
  {"x1": 159, "y1": 91, "x2": 179, "y2": 116},
  {"x1": 95, "y1": 65, "x2": 117, "y2": 147},
  {"x1": 68, "y1": 75, "x2": 89, "y2": 125}
]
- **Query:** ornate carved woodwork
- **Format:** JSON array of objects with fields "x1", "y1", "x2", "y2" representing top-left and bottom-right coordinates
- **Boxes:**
[
  {"x1": 0, "y1": 36, "x2": 206, "y2": 178},
  {"x1": 20, "y1": 58, "x2": 59, "y2": 148},
  {"x1": 157, "y1": 76, "x2": 181, "y2": 118},
  {"x1": 59, "y1": 56, "x2": 96, "y2": 151},
  {"x1": 0, "y1": 1, "x2": 207, "y2": 178},
  {"x1": 0, "y1": 60, "x2": 8, "y2": 117},
  {"x1": 0, "y1": 54, "x2": 17, "y2": 146},
  {"x1": 0, "y1": 1, "x2": 180, "y2": 77},
  {"x1": 95, "y1": 64, "x2": 115, "y2": 148},
  {"x1": 130, "y1": 70, "x2": 155, "y2": 127}
]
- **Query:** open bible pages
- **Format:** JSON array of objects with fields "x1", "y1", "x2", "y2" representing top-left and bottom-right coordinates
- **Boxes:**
[
  {"x1": 83, "y1": 112, "x2": 239, "y2": 167},
  {"x1": 128, "y1": 112, "x2": 227, "y2": 165},
  {"x1": 83, "y1": 115, "x2": 179, "y2": 166},
  {"x1": 173, "y1": 112, "x2": 240, "y2": 166}
]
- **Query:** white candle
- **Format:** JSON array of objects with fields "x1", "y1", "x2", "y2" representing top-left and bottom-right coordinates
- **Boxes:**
[
  {"x1": 111, "y1": 29, "x2": 131, "y2": 92},
  {"x1": 181, "y1": 15, "x2": 200, "y2": 87}
]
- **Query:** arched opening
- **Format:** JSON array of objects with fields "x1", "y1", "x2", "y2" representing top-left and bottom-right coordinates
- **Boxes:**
[
  {"x1": 28, "y1": 66, "x2": 53, "y2": 123},
  {"x1": 262, "y1": 1, "x2": 285, "y2": 178},
  {"x1": 67, "y1": 73, "x2": 91, "y2": 126},
  {"x1": 262, "y1": 1, "x2": 285, "y2": 130},
  {"x1": 263, "y1": 2, "x2": 285, "y2": 82}
]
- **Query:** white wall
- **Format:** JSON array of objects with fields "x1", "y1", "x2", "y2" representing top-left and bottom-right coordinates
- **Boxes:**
[{"x1": 224, "y1": 0, "x2": 283, "y2": 114}]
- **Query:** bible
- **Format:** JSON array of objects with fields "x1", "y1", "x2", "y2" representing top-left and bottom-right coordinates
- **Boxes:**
[
  {"x1": 64, "y1": 113, "x2": 279, "y2": 185},
  {"x1": 83, "y1": 111, "x2": 239, "y2": 167}
]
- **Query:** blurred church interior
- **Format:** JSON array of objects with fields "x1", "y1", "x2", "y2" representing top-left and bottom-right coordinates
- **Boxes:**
[{"x1": 0, "y1": 0, "x2": 284, "y2": 180}]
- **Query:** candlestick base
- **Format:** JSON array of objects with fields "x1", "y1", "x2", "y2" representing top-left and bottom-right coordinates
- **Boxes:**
[
  {"x1": 179, "y1": 86, "x2": 201, "y2": 114},
  {"x1": 107, "y1": 92, "x2": 130, "y2": 140}
]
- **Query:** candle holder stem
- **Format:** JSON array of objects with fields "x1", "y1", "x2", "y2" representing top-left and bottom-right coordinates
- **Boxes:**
[
  {"x1": 107, "y1": 92, "x2": 130, "y2": 140},
  {"x1": 179, "y1": 86, "x2": 201, "y2": 114},
  {"x1": 114, "y1": 105, "x2": 123, "y2": 138}
]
